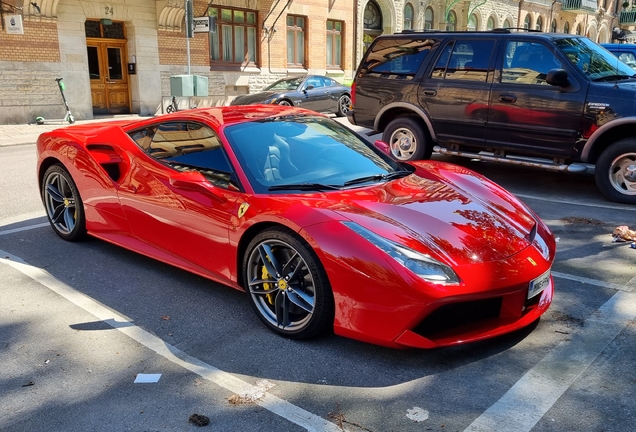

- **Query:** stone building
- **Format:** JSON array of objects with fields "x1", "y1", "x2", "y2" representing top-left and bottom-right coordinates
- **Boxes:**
[{"x1": 0, "y1": 0, "x2": 624, "y2": 124}]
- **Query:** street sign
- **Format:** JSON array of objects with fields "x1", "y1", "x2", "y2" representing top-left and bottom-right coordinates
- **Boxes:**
[{"x1": 193, "y1": 16, "x2": 216, "y2": 33}]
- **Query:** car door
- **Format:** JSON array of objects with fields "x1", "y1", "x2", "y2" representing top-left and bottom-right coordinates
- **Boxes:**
[
  {"x1": 487, "y1": 38, "x2": 586, "y2": 157},
  {"x1": 118, "y1": 121, "x2": 241, "y2": 282},
  {"x1": 300, "y1": 76, "x2": 331, "y2": 112},
  {"x1": 419, "y1": 37, "x2": 497, "y2": 148}
]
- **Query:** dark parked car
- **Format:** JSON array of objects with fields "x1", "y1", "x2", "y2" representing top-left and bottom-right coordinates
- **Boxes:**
[
  {"x1": 601, "y1": 43, "x2": 636, "y2": 70},
  {"x1": 230, "y1": 75, "x2": 351, "y2": 117},
  {"x1": 348, "y1": 29, "x2": 636, "y2": 204}
]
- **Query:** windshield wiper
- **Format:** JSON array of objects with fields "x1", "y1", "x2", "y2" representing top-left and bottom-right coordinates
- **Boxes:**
[
  {"x1": 343, "y1": 170, "x2": 411, "y2": 187},
  {"x1": 592, "y1": 74, "x2": 634, "y2": 82},
  {"x1": 268, "y1": 183, "x2": 342, "y2": 191}
]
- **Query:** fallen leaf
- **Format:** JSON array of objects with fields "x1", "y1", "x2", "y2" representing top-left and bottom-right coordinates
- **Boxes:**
[{"x1": 161, "y1": 315, "x2": 170, "y2": 321}]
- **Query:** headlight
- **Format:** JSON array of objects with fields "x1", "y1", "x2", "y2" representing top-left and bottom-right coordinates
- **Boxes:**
[
  {"x1": 342, "y1": 222, "x2": 459, "y2": 284},
  {"x1": 263, "y1": 97, "x2": 278, "y2": 104}
]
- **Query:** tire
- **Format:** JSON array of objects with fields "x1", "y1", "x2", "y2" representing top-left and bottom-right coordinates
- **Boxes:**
[
  {"x1": 41, "y1": 164, "x2": 87, "y2": 241},
  {"x1": 382, "y1": 117, "x2": 432, "y2": 161},
  {"x1": 335, "y1": 94, "x2": 352, "y2": 117},
  {"x1": 166, "y1": 105, "x2": 175, "y2": 114},
  {"x1": 278, "y1": 100, "x2": 292, "y2": 106},
  {"x1": 595, "y1": 138, "x2": 636, "y2": 204},
  {"x1": 243, "y1": 227, "x2": 334, "y2": 339}
]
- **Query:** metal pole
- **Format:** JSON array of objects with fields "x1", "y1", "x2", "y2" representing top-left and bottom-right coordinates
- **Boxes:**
[{"x1": 185, "y1": 0, "x2": 192, "y2": 75}]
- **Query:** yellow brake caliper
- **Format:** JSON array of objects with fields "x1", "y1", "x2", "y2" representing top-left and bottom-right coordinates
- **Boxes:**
[{"x1": 261, "y1": 265, "x2": 275, "y2": 305}]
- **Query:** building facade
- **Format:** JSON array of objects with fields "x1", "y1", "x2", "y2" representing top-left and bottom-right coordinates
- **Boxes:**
[{"x1": 0, "y1": 0, "x2": 624, "y2": 124}]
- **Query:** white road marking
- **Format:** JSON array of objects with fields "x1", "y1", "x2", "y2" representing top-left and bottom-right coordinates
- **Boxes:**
[
  {"x1": 515, "y1": 193, "x2": 636, "y2": 211},
  {"x1": 552, "y1": 270, "x2": 634, "y2": 292},
  {"x1": 0, "y1": 249, "x2": 342, "y2": 432},
  {"x1": 0, "y1": 222, "x2": 49, "y2": 236},
  {"x1": 465, "y1": 289, "x2": 636, "y2": 432}
]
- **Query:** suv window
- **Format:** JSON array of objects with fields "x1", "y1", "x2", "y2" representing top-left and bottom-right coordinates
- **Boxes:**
[
  {"x1": 502, "y1": 41, "x2": 561, "y2": 85},
  {"x1": 359, "y1": 38, "x2": 436, "y2": 79},
  {"x1": 431, "y1": 39, "x2": 495, "y2": 82}
]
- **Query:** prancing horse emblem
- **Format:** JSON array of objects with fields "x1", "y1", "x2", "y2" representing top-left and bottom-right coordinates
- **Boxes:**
[{"x1": 238, "y1": 202, "x2": 249, "y2": 218}]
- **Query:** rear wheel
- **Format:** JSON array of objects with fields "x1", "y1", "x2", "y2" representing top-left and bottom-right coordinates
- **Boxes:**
[
  {"x1": 335, "y1": 94, "x2": 352, "y2": 117},
  {"x1": 595, "y1": 139, "x2": 636, "y2": 204},
  {"x1": 382, "y1": 117, "x2": 432, "y2": 161},
  {"x1": 41, "y1": 164, "x2": 87, "y2": 241},
  {"x1": 278, "y1": 100, "x2": 292, "y2": 106},
  {"x1": 243, "y1": 227, "x2": 334, "y2": 339}
]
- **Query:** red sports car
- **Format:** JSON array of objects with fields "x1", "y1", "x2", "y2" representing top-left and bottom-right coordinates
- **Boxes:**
[{"x1": 36, "y1": 105, "x2": 555, "y2": 348}]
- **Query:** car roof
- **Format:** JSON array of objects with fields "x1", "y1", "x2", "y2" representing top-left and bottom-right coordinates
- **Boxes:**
[{"x1": 377, "y1": 29, "x2": 585, "y2": 41}]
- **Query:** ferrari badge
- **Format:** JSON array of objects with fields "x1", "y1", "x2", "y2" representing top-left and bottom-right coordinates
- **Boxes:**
[{"x1": 238, "y1": 202, "x2": 249, "y2": 218}]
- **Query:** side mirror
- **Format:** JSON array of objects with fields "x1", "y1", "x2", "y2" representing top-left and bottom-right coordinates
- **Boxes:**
[
  {"x1": 169, "y1": 171, "x2": 226, "y2": 201},
  {"x1": 304, "y1": 85, "x2": 314, "y2": 92},
  {"x1": 374, "y1": 139, "x2": 391, "y2": 156},
  {"x1": 546, "y1": 69, "x2": 569, "y2": 87}
]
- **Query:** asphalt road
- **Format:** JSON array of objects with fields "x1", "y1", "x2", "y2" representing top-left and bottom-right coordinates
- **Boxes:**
[{"x1": 1, "y1": 119, "x2": 635, "y2": 432}]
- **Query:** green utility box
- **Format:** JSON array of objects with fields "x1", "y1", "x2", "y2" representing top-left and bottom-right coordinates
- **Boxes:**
[{"x1": 170, "y1": 75, "x2": 208, "y2": 97}]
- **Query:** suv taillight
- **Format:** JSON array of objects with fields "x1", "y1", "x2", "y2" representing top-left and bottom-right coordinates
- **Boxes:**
[{"x1": 351, "y1": 82, "x2": 356, "y2": 105}]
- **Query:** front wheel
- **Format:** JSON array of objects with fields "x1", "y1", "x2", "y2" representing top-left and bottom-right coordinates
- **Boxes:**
[
  {"x1": 382, "y1": 117, "x2": 432, "y2": 161},
  {"x1": 243, "y1": 227, "x2": 334, "y2": 339},
  {"x1": 335, "y1": 94, "x2": 352, "y2": 117},
  {"x1": 42, "y1": 164, "x2": 87, "y2": 241},
  {"x1": 595, "y1": 139, "x2": 636, "y2": 204}
]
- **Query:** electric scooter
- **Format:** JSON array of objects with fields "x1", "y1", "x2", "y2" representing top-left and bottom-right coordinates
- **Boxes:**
[{"x1": 35, "y1": 78, "x2": 75, "y2": 125}]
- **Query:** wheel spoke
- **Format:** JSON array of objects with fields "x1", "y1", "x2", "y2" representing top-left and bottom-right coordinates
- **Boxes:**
[
  {"x1": 275, "y1": 290, "x2": 290, "y2": 327},
  {"x1": 51, "y1": 204, "x2": 66, "y2": 224},
  {"x1": 63, "y1": 207, "x2": 75, "y2": 231},
  {"x1": 249, "y1": 278, "x2": 280, "y2": 296},
  {"x1": 258, "y1": 243, "x2": 281, "y2": 277},
  {"x1": 46, "y1": 183, "x2": 65, "y2": 203},
  {"x1": 287, "y1": 288, "x2": 314, "y2": 313},
  {"x1": 281, "y1": 251, "x2": 301, "y2": 280}
]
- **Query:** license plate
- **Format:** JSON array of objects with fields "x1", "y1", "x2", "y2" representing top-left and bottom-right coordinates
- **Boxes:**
[{"x1": 528, "y1": 269, "x2": 551, "y2": 299}]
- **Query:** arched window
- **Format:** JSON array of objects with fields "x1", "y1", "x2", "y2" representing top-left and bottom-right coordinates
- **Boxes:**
[
  {"x1": 504, "y1": 19, "x2": 512, "y2": 29},
  {"x1": 364, "y1": 0, "x2": 382, "y2": 30},
  {"x1": 425, "y1": 7, "x2": 434, "y2": 30},
  {"x1": 576, "y1": 23, "x2": 582, "y2": 35},
  {"x1": 524, "y1": 14, "x2": 531, "y2": 30},
  {"x1": 564, "y1": 22, "x2": 570, "y2": 34},
  {"x1": 468, "y1": 13, "x2": 478, "y2": 31},
  {"x1": 536, "y1": 16, "x2": 543, "y2": 31},
  {"x1": 487, "y1": 16, "x2": 495, "y2": 30},
  {"x1": 551, "y1": 19, "x2": 557, "y2": 33},
  {"x1": 404, "y1": 3, "x2": 414, "y2": 30},
  {"x1": 446, "y1": 10, "x2": 456, "y2": 31}
]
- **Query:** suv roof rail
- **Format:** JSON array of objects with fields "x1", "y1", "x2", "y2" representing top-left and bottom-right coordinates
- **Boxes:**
[
  {"x1": 495, "y1": 27, "x2": 542, "y2": 33},
  {"x1": 398, "y1": 28, "x2": 543, "y2": 35}
]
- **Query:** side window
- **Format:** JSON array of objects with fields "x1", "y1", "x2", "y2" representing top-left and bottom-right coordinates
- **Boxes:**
[
  {"x1": 431, "y1": 39, "x2": 495, "y2": 82},
  {"x1": 359, "y1": 38, "x2": 436, "y2": 79},
  {"x1": 306, "y1": 76, "x2": 324, "y2": 88},
  {"x1": 145, "y1": 122, "x2": 238, "y2": 190},
  {"x1": 502, "y1": 41, "x2": 562, "y2": 85}
]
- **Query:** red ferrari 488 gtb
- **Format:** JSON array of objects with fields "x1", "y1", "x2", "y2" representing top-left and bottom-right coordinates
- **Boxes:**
[{"x1": 37, "y1": 105, "x2": 555, "y2": 348}]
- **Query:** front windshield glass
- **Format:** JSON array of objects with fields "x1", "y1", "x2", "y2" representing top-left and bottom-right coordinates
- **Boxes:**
[
  {"x1": 554, "y1": 37, "x2": 636, "y2": 80},
  {"x1": 224, "y1": 116, "x2": 408, "y2": 194},
  {"x1": 263, "y1": 77, "x2": 304, "y2": 91}
]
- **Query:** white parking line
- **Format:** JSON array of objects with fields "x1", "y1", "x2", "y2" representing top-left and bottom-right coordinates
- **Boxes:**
[
  {"x1": 515, "y1": 193, "x2": 636, "y2": 211},
  {"x1": 0, "y1": 222, "x2": 49, "y2": 236},
  {"x1": 552, "y1": 270, "x2": 634, "y2": 292},
  {"x1": 0, "y1": 249, "x2": 342, "y2": 432},
  {"x1": 465, "y1": 285, "x2": 636, "y2": 432}
]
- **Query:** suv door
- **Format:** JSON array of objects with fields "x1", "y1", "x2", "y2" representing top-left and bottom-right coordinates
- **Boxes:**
[
  {"x1": 419, "y1": 37, "x2": 497, "y2": 148},
  {"x1": 487, "y1": 38, "x2": 586, "y2": 157}
]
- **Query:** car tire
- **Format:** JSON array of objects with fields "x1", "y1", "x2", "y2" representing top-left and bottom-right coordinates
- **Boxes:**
[
  {"x1": 278, "y1": 100, "x2": 292, "y2": 106},
  {"x1": 243, "y1": 227, "x2": 334, "y2": 339},
  {"x1": 335, "y1": 94, "x2": 352, "y2": 117},
  {"x1": 41, "y1": 164, "x2": 87, "y2": 241},
  {"x1": 595, "y1": 139, "x2": 636, "y2": 204},
  {"x1": 382, "y1": 117, "x2": 432, "y2": 161}
]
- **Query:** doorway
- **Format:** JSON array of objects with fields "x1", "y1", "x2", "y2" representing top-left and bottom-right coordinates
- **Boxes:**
[{"x1": 85, "y1": 20, "x2": 130, "y2": 115}]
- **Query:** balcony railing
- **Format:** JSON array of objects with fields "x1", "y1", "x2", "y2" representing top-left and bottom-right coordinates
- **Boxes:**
[
  {"x1": 620, "y1": 10, "x2": 636, "y2": 25},
  {"x1": 560, "y1": 0, "x2": 597, "y2": 13}
]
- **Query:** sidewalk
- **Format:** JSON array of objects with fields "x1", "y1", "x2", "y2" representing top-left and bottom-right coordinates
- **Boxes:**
[{"x1": 0, "y1": 114, "x2": 148, "y2": 147}]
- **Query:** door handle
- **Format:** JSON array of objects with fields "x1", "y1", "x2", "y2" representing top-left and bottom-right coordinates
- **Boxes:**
[
  {"x1": 499, "y1": 94, "x2": 517, "y2": 103},
  {"x1": 423, "y1": 89, "x2": 437, "y2": 96}
]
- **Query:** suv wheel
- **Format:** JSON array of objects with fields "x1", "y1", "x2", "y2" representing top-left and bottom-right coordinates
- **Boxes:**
[
  {"x1": 595, "y1": 139, "x2": 636, "y2": 204},
  {"x1": 382, "y1": 117, "x2": 432, "y2": 161}
]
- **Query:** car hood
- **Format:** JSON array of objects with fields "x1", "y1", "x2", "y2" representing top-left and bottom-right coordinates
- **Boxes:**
[
  {"x1": 231, "y1": 91, "x2": 280, "y2": 105},
  {"x1": 326, "y1": 163, "x2": 537, "y2": 266}
]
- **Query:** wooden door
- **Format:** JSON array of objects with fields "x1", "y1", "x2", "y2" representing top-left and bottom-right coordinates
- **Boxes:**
[{"x1": 87, "y1": 40, "x2": 130, "y2": 114}]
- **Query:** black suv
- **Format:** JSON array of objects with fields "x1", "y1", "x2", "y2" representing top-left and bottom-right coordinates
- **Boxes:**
[{"x1": 347, "y1": 29, "x2": 636, "y2": 204}]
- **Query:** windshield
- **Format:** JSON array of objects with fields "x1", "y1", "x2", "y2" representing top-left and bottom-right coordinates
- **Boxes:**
[
  {"x1": 554, "y1": 37, "x2": 636, "y2": 80},
  {"x1": 263, "y1": 77, "x2": 304, "y2": 91},
  {"x1": 224, "y1": 116, "x2": 409, "y2": 194}
]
